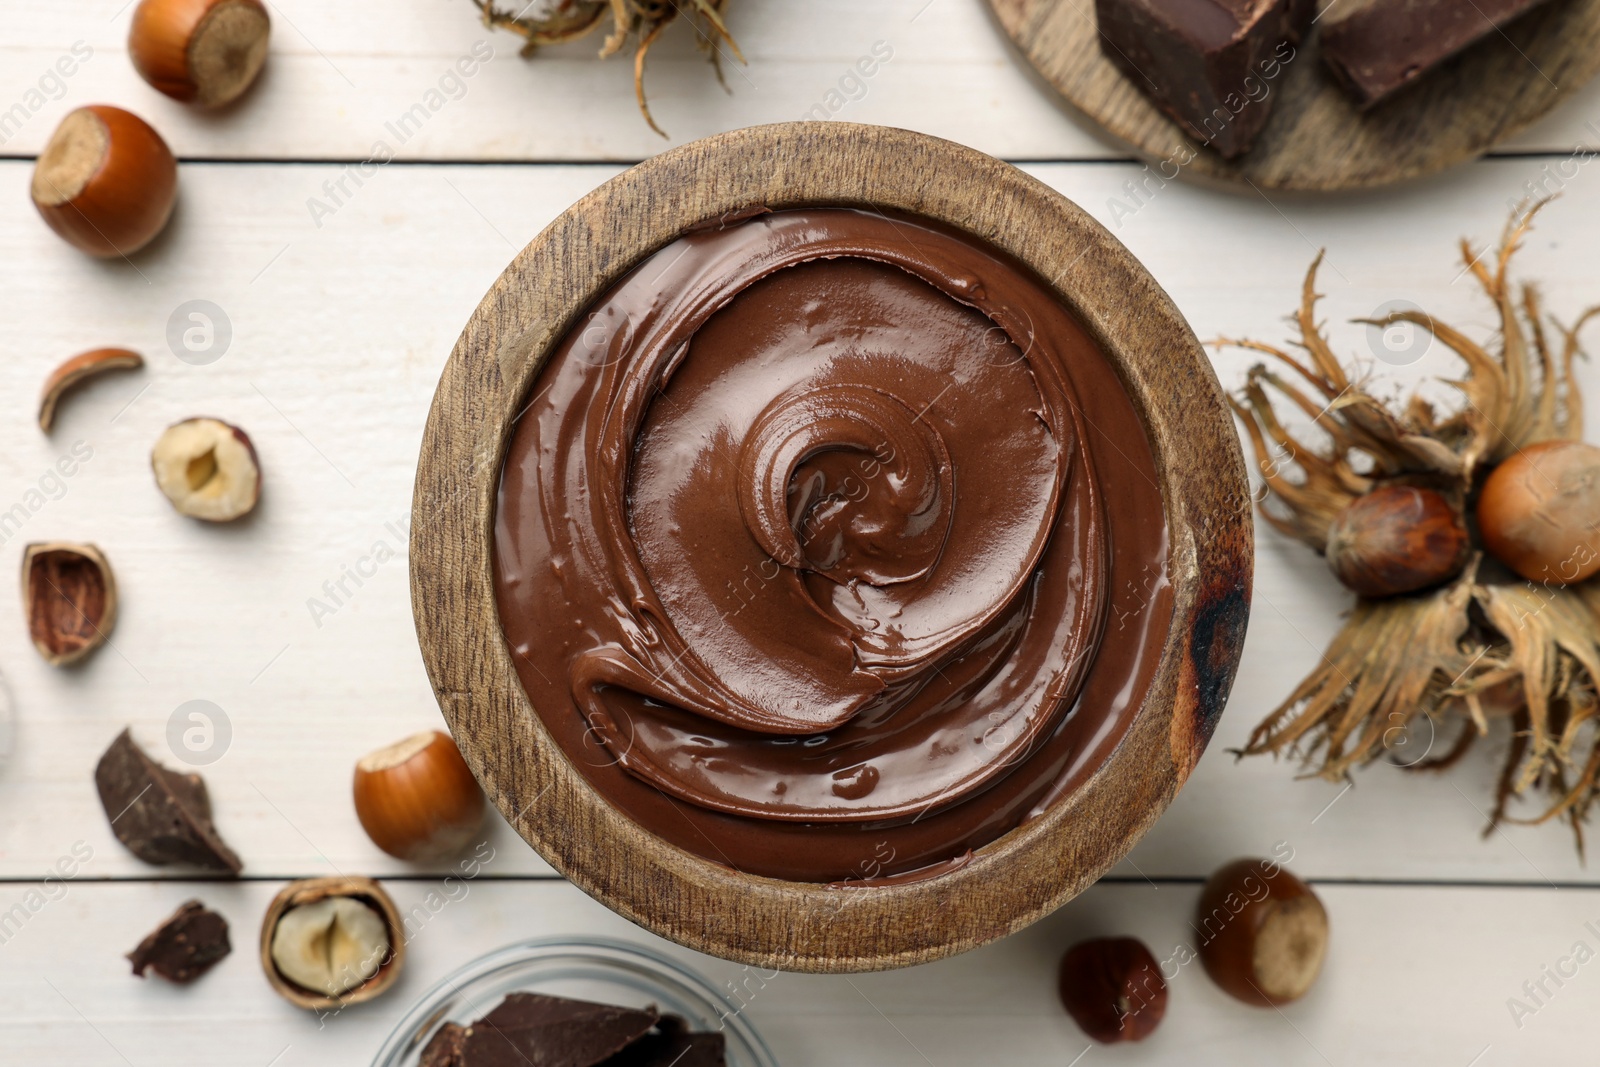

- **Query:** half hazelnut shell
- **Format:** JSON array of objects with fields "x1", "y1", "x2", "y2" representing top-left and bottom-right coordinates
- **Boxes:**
[
  {"x1": 23, "y1": 542, "x2": 117, "y2": 667},
  {"x1": 259, "y1": 876, "x2": 404, "y2": 1011}
]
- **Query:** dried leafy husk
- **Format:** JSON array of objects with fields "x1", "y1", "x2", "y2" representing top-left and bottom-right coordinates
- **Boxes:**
[
  {"x1": 472, "y1": 0, "x2": 742, "y2": 137},
  {"x1": 1220, "y1": 201, "x2": 1600, "y2": 850}
]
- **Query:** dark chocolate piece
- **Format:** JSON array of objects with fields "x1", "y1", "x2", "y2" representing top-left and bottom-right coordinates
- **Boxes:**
[
  {"x1": 457, "y1": 993, "x2": 660, "y2": 1067},
  {"x1": 1095, "y1": 0, "x2": 1309, "y2": 158},
  {"x1": 94, "y1": 728, "x2": 243, "y2": 874},
  {"x1": 127, "y1": 900, "x2": 231, "y2": 983},
  {"x1": 1320, "y1": 0, "x2": 1557, "y2": 109},
  {"x1": 598, "y1": 1016, "x2": 726, "y2": 1067},
  {"x1": 420, "y1": 1022, "x2": 469, "y2": 1067}
]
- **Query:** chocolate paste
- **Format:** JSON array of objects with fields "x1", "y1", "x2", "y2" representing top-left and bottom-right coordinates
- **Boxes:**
[{"x1": 494, "y1": 209, "x2": 1172, "y2": 882}]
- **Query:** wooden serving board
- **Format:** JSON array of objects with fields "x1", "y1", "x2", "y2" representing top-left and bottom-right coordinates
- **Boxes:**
[{"x1": 985, "y1": 0, "x2": 1600, "y2": 192}]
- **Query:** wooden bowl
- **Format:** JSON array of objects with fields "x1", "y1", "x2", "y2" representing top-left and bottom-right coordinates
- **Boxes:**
[{"x1": 411, "y1": 122, "x2": 1252, "y2": 972}]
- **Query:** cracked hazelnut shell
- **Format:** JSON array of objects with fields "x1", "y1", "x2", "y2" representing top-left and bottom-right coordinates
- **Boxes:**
[
  {"x1": 129, "y1": 0, "x2": 271, "y2": 107},
  {"x1": 353, "y1": 730, "x2": 485, "y2": 862},
  {"x1": 39, "y1": 348, "x2": 144, "y2": 433},
  {"x1": 32, "y1": 105, "x2": 177, "y2": 258},
  {"x1": 260, "y1": 876, "x2": 403, "y2": 1010},
  {"x1": 23, "y1": 542, "x2": 117, "y2": 667},
  {"x1": 1196, "y1": 858, "x2": 1329, "y2": 1006}
]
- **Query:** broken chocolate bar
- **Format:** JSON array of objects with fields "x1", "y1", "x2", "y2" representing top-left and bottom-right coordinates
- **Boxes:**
[
  {"x1": 127, "y1": 900, "x2": 231, "y2": 983},
  {"x1": 598, "y1": 1016, "x2": 727, "y2": 1067},
  {"x1": 1321, "y1": 0, "x2": 1558, "y2": 109},
  {"x1": 418, "y1": 997, "x2": 729, "y2": 1067},
  {"x1": 94, "y1": 728, "x2": 243, "y2": 874},
  {"x1": 1096, "y1": 0, "x2": 1311, "y2": 158}
]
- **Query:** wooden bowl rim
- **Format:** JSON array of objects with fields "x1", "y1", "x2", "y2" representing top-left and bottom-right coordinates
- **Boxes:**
[{"x1": 411, "y1": 122, "x2": 1253, "y2": 972}]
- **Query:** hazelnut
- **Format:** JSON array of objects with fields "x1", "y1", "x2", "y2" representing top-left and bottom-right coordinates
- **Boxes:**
[
  {"x1": 1057, "y1": 937, "x2": 1167, "y2": 1043},
  {"x1": 32, "y1": 105, "x2": 177, "y2": 258},
  {"x1": 1324, "y1": 485, "x2": 1469, "y2": 598},
  {"x1": 22, "y1": 542, "x2": 117, "y2": 667},
  {"x1": 353, "y1": 730, "x2": 486, "y2": 862},
  {"x1": 1477, "y1": 440, "x2": 1600, "y2": 585},
  {"x1": 39, "y1": 348, "x2": 145, "y2": 433},
  {"x1": 1196, "y1": 858, "x2": 1329, "y2": 1007},
  {"x1": 260, "y1": 876, "x2": 403, "y2": 1010},
  {"x1": 151, "y1": 417, "x2": 261, "y2": 522},
  {"x1": 129, "y1": 0, "x2": 271, "y2": 107}
]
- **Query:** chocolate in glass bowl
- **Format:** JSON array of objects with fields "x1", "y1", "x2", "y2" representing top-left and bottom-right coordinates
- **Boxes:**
[{"x1": 492, "y1": 207, "x2": 1171, "y2": 883}]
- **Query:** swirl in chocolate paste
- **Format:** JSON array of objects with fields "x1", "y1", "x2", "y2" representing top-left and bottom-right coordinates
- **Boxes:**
[{"x1": 495, "y1": 209, "x2": 1172, "y2": 882}]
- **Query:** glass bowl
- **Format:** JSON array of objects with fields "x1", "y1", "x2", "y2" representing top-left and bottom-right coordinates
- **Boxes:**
[{"x1": 370, "y1": 936, "x2": 777, "y2": 1067}]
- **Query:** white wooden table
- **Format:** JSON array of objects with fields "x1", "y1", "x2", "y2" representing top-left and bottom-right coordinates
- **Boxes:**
[{"x1": 3, "y1": 2, "x2": 1600, "y2": 1063}]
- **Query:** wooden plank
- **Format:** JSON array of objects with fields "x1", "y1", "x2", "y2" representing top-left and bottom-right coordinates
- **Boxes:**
[
  {"x1": 0, "y1": 0, "x2": 1595, "y2": 163},
  {"x1": 0, "y1": 877, "x2": 1594, "y2": 1064},
  {"x1": 2, "y1": 157, "x2": 1600, "y2": 887}
]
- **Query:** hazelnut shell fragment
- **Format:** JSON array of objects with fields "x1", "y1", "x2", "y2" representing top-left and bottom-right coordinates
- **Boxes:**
[
  {"x1": 129, "y1": 0, "x2": 271, "y2": 107},
  {"x1": 151, "y1": 417, "x2": 261, "y2": 522},
  {"x1": 23, "y1": 542, "x2": 117, "y2": 667},
  {"x1": 32, "y1": 105, "x2": 177, "y2": 258},
  {"x1": 39, "y1": 348, "x2": 145, "y2": 433},
  {"x1": 1477, "y1": 440, "x2": 1600, "y2": 585},
  {"x1": 128, "y1": 899, "x2": 231, "y2": 983},
  {"x1": 260, "y1": 876, "x2": 404, "y2": 1010},
  {"x1": 1057, "y1": 936, "x2": 1167, "y2": 1043},
  {"x1": 94, "y1": 727, "x2": 243, "y2": 873},
  {"x1": 353, "y1": 730, "x2": 486, "y2": 862},
  {"x1": 1196, "y1": 857, "x2": 1329, "y2": 1006}
]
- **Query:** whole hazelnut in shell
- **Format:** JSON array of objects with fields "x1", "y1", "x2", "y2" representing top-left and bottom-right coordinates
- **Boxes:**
[
  {"x1": 31, "y1": 105, "x2": 177, "y2": 257},
  {"x1": 1196, "y1": 858, "x2": 1329, "y2": 1007},
  {"x1": 1057, "y1": 936, "x2": 1167, "y2": 1043},
  {"x1": 1477, "y1": 440, "x2": 1600, "y2": 585},
  {"x1": 1324, "y1": 484, "x2": 1469, "y2": 598}
]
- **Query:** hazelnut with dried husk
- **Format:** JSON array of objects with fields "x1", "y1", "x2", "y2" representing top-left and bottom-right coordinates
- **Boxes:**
[
  {"x1": 471, "y1": 0, "x2": 743, "y2": 137},
  {"x1": 1219, "y1": 200, "x2": 1600, "y2": 850}
]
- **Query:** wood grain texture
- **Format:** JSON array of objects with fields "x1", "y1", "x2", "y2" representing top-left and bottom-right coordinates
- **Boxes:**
[
  {"x1": 986, "y1": 0, "x2": 1600, "y2": 191},
  {"x1": 7, "y1": 1, "x2": 1600, "y2": 164},
  {"x1": 9, "y1": 877, "x2": 1600, "y2": 1066},
  {"x1": 411, "y1": 122, "x2": 1252, "y2": 972}
]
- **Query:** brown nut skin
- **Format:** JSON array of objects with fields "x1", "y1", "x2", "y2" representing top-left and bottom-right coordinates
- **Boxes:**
[
  {"x1": 353, "y1": 731, "x2": 486, "y2": 862},
  {"x1": 1478, "y1": 440, "x2": 1600, "y2": 585},
  {"x1": 1324, "y1": 485, "x2": 1469, "y2": 598},
  {"x1": 129, "y1": 0, "x2": 271, "y2": 107},
  {"x1": 1058, "y1": 937, "x2": 1168, "y2": 1043},
  {"x1": 1196, "y1": 858, "x2": 1329, "y2": 1007},
  {"x1": 32, "y1": 105, "x2": 177, "y2": 258}
]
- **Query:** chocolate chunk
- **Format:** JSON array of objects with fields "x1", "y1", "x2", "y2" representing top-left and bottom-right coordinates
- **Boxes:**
[
  {"x1": 598, "y1": 1016, "x2": 727, "y2": 1067},
  {"x1": 94, "y1": 728, "x2": 243, "y2": 874},
  {"x1": 458, "y1": 993, "x2": 661, "y2": 1067},
  {"x1": 1320, "y1": 0, "x2": 1558, "y2": 109},
  {"x1": 127, "y1": 900, "x2": 231, "y2": 983},
  {"x1": 1096, "y1": 0, "x2": 1310, "y2": 158},
  {"x1": 420, "y1": 1022, "x2": 469, "y2": 1067}
]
